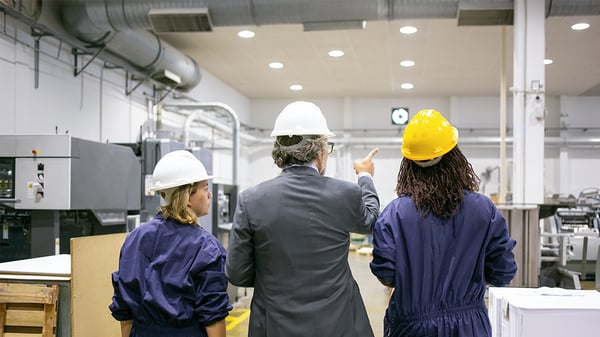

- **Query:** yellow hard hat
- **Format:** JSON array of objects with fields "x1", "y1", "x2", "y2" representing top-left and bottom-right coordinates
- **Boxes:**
[{"x1": 401, "y1": 109, "x2": 458, "y2": 161}]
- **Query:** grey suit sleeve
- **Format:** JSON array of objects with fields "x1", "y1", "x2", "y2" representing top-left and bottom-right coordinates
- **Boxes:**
[
  {"x1": 354, "y1": 175, "x2": 380, "y2": 234},
  {"x1": 225, "y1": 193, "x2": 255, "y2": 287}
]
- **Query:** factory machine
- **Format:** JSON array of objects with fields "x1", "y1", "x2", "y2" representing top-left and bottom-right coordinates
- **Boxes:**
[
  {"x1": 0, "y1": 135, "x2": 141, "y2": 262},
  {"x1": 540, "y1": 189, "x2": 600, "y2": 286}
]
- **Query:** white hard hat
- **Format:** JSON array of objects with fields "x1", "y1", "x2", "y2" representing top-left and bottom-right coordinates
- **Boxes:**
[
  {"x1": 270, "y1": 101, "x2": 335, "y2": 137},
  {"x1": 150, "y1": 150, "x2": 213, "y2": 192}
]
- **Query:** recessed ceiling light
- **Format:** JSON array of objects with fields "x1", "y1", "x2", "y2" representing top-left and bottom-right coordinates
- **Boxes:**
[
  {"x1": 237, "y1": 30, "x2": 255, "y2": 38},
  {"x1": 400, "y1": 60, "x2": 415, "y2": 67},
  {"x1": 400, "y1": 26, "x2": 417, "y2": 34},
  {"x1": 544, "y1": 59, "x2": 553, "y2": 65},
  {"x1": 290, "y1": 84, "x2": 303, "y2": 91},
  {"x1": 328, "y1": 50, "x2": 344, "y2": 57},
  {"x1": 269, "y1": 62, "x2": 284, "y2": 69},
  {"x1": 571, "y1": 23, "x2": 590, "y2": 31},
  {"x1": 400, "y1": 83, "x2": 414, "y2": 90}
]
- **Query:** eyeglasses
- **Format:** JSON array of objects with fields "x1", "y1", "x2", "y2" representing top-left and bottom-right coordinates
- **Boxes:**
[{"x1": 327, "y1": 142, "x2": 335, "y2": 154}]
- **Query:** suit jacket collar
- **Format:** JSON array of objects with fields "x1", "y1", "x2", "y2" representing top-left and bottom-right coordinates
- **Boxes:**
[{"x1": 281, "y1": 165, "x2": 320, "y2": 176}]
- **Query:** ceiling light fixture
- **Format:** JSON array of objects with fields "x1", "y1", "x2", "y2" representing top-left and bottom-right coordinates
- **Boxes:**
[
  {"x1": 400, "y1": 60, "x2": 415, "y2": 67},
  {"x1": 400, "y1": 83, "x2": 414, "y2": 90},
  {"x1": 328, "y1": 50, "x2": 344, "y2": 57},
  {"x1": 571, "y1": 23, "x2": 590, "y2": 31},
  {"x1": 400, "y1": 26, "x2": 418, "y2": 34},
  {"x1": 237, "y1": 30, "x2": 255, "y2": 38},
  {"x1": 269, "y1": 62, "x2": 284, "y2": 69},
  {"x1": 290, "y1": 84, "x2": 303, "y2": 91},
  {"x1": 544, "y1": 59, "x2": 553, "y2": 65}
]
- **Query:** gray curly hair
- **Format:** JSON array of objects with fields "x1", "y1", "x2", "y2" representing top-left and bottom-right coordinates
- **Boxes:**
[{"x1": 272, "y1": 135, "x2": 327, "y2": 168}]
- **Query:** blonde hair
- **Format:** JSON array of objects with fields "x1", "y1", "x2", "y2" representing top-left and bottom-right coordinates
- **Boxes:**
[{"x1": 159, "y1": 182, "x2": 201, "y2": 225}]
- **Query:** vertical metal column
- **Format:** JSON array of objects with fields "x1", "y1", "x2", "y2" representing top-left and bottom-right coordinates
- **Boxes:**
[
  {"x1": 512, "y1": 0, "x2": 546, "y2": 204},
  {"x1": 498, "y1": 205, "x2": 540, "y2": 287}
]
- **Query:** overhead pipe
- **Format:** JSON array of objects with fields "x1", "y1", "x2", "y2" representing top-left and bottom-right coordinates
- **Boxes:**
[
  {"x1": 60, "y1": 1, "x2": 201, "y2": 91},
  {"x1": 164, "y1": 102, "x2": 241, "y2": 186},
  {"x1": 337, "y1": 136, "x2": 600, "y2": 148},
  {"x1": 181, "y1": 110, "x2": 269, "y2": 148},
  {"x1": 58, "y1": 0, "x2": 600, "y2": 31},
  {"x1": 171, "y1": 108, "x2": 600, "y2": 150},
  {"x1": 56, "y1": 0, "x2": 599, "y2": 93}
]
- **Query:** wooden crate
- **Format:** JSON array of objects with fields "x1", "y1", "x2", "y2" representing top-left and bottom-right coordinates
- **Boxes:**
[{"x1": 0, "y1": 283, "x2": 59, "y2": 337}]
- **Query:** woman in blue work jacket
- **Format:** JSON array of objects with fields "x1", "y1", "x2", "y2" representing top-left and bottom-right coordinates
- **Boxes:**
[
  {"x1": 370, "y1": 109, "x2": 517, "y2": 337},
  {"x1": 110, "y1": 150, "x2": 232, "y2": 337}
]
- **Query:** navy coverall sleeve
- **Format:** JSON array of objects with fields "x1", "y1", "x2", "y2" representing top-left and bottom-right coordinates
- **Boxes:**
[
  {"x1": 484, "y1": 206, "x2": 518, "y2": 286},
  {"x1": 370, "y1": 206, "x2": 397, "y2": 286},
  {"x1": 192, "y1": 248, "x2": 232, "y2": 326}
]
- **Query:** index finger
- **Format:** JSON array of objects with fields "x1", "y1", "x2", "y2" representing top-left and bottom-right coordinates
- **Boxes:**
[{"x1": 365, "y1": 147, "x2": 379, "y2": 160}]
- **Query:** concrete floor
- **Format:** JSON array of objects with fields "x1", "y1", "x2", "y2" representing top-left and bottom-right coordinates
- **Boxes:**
[{"x1": 224, "y1": 251, "x2": 388, "y2": 337}]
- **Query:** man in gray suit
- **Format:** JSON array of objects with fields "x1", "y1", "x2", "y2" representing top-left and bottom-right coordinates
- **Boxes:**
[{"x1": 226, "y1": 101, "x2": 380, "y2": 337}]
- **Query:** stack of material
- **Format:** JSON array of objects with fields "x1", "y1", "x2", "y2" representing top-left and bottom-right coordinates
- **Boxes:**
[
  {"x1": 0, "y1": 282, "x2": 59, "y2": 337},
  {"x1": 488, "y1": 286, "x2": 600, "y2": 337}
]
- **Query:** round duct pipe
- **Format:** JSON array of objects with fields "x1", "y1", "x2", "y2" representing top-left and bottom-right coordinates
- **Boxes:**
[
  {"x1": 56, "y1": 0, "x2": 600, "y2": 93},
  {"x1": 60, "y1": 0, "x2": 600, "y2": 31},
  {"x1": 60, "y1": 0, "x2": 201, "y2": 91}
]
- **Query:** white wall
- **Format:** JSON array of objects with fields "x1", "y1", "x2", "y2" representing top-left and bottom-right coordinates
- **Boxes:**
[
  {"x1": 0, "y1": 19, "x2": 148, "y2": 142},
  {"x1": 247, "y1": 96, "x2": 600, "y2": 208},
  {"x1": 0, "y1": 14, "x2": 252, "y2": 188}
]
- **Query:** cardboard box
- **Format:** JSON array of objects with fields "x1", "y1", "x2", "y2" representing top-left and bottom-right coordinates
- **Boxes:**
[{"x1": 488, "y1": 287, "x2": 600, "y2": 337}]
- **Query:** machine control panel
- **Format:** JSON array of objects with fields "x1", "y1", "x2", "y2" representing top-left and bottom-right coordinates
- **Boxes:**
[
  {"x1": 0, "y1": 158, "x2": 15, "y2": 199},
  {"x1": 33, "y1": 161, "x2": 44, "y2": 201}
]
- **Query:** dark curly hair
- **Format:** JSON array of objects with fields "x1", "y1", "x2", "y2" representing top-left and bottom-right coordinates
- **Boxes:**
[
  {"x1": 272, "y1": 135, "x2": 326, "y2": 168},
  {"x1": 396, "y1": 146, "x2": 480, "y2": 219}
]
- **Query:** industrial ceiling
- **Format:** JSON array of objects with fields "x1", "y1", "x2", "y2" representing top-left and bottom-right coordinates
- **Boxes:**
[
  {"x1": 2, "y1": 0, "x2": 600, "y2": 99},
  {"x1": 160, "y1": 15, "x2": 600, "y2": 98}
]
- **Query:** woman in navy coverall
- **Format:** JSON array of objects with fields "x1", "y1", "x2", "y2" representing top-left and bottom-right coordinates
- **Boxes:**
[
  {"x1": 110, "y1": 150, "x2": 231, "y2": 337},
  {"x1": 370, "y1": 110, "x2": 517, "y2": 337}
]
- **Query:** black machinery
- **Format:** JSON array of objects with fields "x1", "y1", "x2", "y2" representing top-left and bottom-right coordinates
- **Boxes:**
[
  {"x1": 1, "y1": 135, "x2": 239, "y2": 263},
  {"x1": 540, "y1": 189, "x2": 600, "y2": 287},
  {"x1": 0, "y1": 135, "x2": 141, "y2": 262}
]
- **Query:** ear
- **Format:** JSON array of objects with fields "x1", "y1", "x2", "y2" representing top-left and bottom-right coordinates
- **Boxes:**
[{"x1": 314, "y1": 155, "x2": 324, "y2": 174}]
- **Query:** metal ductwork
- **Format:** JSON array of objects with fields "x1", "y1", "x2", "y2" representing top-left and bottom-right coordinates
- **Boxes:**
[
  {"x1": 60, "y1": 0, "x2": 201, "y2": 91},
  {"x1": 7, "y1": 0, "x2": 599, "y2": 93},
  {"x1": 546, "y1": 0, "x2": 600, "y2": 16},
  {"x1": 58, "y1": 0, "x2": 600, "y2": 33}
]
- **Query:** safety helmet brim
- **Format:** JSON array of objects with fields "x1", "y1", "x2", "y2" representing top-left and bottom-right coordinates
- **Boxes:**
[
  {"x1": 149, "y1": 175, "x2": 214, "y2": 192},
  {"x1": 270, "y1": 101, "x2": 336, "y2": 137},
  {"x1": 149, "y1": 150, "x2": 213, "y2": 192}
]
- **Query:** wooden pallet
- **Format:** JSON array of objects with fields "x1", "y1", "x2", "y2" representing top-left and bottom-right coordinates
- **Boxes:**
[{"x1": 0, "y1": 283, "x2": 59, "y2": 337}]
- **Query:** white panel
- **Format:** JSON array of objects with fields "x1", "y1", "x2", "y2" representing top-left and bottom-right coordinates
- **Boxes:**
[
  {"x1": 15, "y1": 157, "x2": 71, "y2": 209},
  {"x1": 561, "y1": 96, "x2": 600, "y2": 127},
  {"x1": 567, "y1": 151, "x2": 600, "y2": 197},
  {"x1": 187, "y1": 70, "x2": 252, "y2": 123},
  {"x1": 0, "y1": 24, "x2": 17, "y2": 135},
  {"x1": 351, "y1": 97, "x2": 450, "y2": 129},
  {"x1": 213, "y1": 150, "x2": 233, "y2": 184},
  {"x1": 242, "y1": 151, "x2": 280, "y2": 189},
  {"x1": 452, "y1": 96, "x2": 501, "y2": 128},
  {"x1": 543, "y1": 156, "x2": 559, "y2": 196}
]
